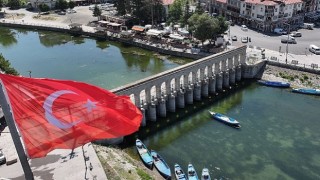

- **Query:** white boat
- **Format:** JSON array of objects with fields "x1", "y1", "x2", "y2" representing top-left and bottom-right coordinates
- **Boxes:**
[
  {"x1": 201, "y1": 168, "x2": 211, "y2": 180},
  {"x1": 208, "y1": 111, "x2": 241, "y2": 128}
]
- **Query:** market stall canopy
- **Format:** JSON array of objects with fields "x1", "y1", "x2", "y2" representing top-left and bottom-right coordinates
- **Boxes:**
[
  {"x1": 169, "y1": 34, "x2": 185, "y2": 40},
  {"x1": 132, "y1": 25, "x2": 146, "y2": 32},
  {"x1": 95, "y1": 26, "x2": 107, "y2": 31},
  {"x1": 98, "y1": 20, "x2": 109, "y2": 25},
  {"x1": 108, "y1": 22, "x2": 122, "y2": 26},
  {"x1": 120, "y1": 31, "x2": 132, "y2": 36},
  {"x1": 146, "y1": 29, "x2": 163, "y2": 36},
  {"x1": 178, "y1": 28, "x2": 189, "y2": 35}
]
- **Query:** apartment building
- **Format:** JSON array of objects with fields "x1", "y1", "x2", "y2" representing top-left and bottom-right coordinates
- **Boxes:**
[{"x1": 209, "y1": 0, "x2": 319, "y2": 32}]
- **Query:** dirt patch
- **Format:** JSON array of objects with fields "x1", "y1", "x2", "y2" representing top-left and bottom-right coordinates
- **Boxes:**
[
  {"x1": 4, "y1": 13, "x2": 25, "y2": 20},
  {"x1": 261, "y1": 65, "x2": 320, "y2": 88},
  {"x1": 93, "y1": 144, "x2": 164, "y2": 180},
  {"x1": 32, "y1": 15, "x2": 57, "y2": 21}
]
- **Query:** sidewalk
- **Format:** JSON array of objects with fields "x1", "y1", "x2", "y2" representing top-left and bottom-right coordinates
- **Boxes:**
[
  {"x1": 0, "y1": 126, "x2": 108, "y2": 180},
  {"x1": 246, "y1": 45, "x2": 320, "y2": 70}
]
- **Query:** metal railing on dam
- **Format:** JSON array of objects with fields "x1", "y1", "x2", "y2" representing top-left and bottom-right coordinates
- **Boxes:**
[{"x1": 112, "y1": 46, "x2": 248, "y2": 126}]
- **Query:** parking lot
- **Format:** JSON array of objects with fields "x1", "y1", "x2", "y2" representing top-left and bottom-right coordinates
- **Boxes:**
[{"x1": 229, "y1": 25, "x2": 320, "y2": 55}]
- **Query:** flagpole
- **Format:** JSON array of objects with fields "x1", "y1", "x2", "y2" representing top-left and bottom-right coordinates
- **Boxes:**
[{"x1": 0, "y1": 81, "x2": 34, "y2": 180}]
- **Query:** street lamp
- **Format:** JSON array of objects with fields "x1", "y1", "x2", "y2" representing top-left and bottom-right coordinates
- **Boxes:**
[
  {"x1": 27, "y1": 71, "x2": 32, "y2": 78},
  {"x1": 283, "y1": 22, "x2": 290, "y2": 64}
]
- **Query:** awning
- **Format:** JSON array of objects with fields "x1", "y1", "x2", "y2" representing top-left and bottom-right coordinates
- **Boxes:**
[
  {"x1": 98, "y1": 20, "x2": 109, "y2": 24},
  {"x1": 95, "y1": 27, "x2": 107, "y2": 31},
  {"x1": 132, "y1": 26, "x2": 145, "y2": 32},
  {"x1": 146, "y1": 29, "x2": 163, "y2": 36},
  {"x1": 108, "y1": 22, "x2": 121, "y2": 26},
  {"x1": 169, "y1": 34, "x2": 185, "y2": 40}
]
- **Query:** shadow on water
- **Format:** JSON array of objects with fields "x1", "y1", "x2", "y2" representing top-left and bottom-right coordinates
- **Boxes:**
[{"x1": 119, "y1": 79, "x2": 255, "y2": 149}]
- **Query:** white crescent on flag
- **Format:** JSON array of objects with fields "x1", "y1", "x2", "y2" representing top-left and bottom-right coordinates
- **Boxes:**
[{"x1": 43, "y1": 90, "x2": 82, "y2": 129}]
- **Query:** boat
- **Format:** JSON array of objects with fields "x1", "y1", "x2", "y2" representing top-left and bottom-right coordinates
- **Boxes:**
[
  {"x1": 209, "y1": 111, "x2": 241, "y2": 128},
  {"x1": 136, "y1": 139, "x2": 153, "y2": 169},
  {"x1": 150, "y1": 150, "x2": 171, "y2": 180},
  {"x1": 174, "y1": 163, "x2": 187, "y2": 180},
  {"x1": 201, "y1": 168, "x2": 211, "y2": 180},
  {"x1": 292, "y1": 88, "x2": 320, "y2": 95},
  {"x1": 257, "y1": 80, "x2": 290, "y2": 88},
  {"x1": 188, "y1": 163, "x2": 199, "y2": 180}
]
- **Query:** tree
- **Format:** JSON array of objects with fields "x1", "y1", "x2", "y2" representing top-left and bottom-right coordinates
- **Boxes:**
[
  {"x1": 0, "y1": 54, "x2": 19, "y2": 75},
  {"x1": 180, "y1": 0, "x2": 191, "y2": 27},
  {"x1": 39, "y1": 3, "x2": 50, "y2": 12},
  {"x1": 7, "y1": 0, "x2": 21, "y2": 10},
  {"x1": 93, "y1": 5, "x2": 102, "y2": 20},
  {"x1": 131, "y1": 0, "x2": 145, "y2": 24},
  {"x1": 115, "y1": 0, "x2": 126, "y2": 16},
  {"x1": 167, "y1": 0, "x2": 183, "y2": 24},
  {"x1": 188, "y1": 13, "x2": 218, "y2": 45},
  {"x1": 195, "y1": 0, "x2": 204, "y2": 15},
  {"x1": 55, "y1": 0, "x2": 68, "y2": 11},
  {"x1": 68, "y1": 1, "x2": 75, "y2": 9},
  {"x1": 216, "y1": 16, "x2": 228, "y2": 35}
]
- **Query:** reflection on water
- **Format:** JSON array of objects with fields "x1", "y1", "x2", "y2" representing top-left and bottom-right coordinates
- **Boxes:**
[
  {"x1": 0, "y1": 27, "x2": 17, "y2": 47},
  {"x1": 126, "y1": 83, "x2": 320, "y2": 180},
  {"x1": 0, "y1": 26, "x2": 192, "y2": 89}
]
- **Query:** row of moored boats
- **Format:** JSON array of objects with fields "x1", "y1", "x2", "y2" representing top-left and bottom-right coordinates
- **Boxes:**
[
  {"x1": 136, "y1": 139, "x2": 212, "y2": 180},
  {"x1": 258, "y1": 80, "x2": 320, "y2": 95}
]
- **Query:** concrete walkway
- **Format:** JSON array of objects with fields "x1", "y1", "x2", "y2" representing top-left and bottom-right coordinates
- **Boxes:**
[{"x1": 0, "y1": 126, "x2": 108, "y2": 180}]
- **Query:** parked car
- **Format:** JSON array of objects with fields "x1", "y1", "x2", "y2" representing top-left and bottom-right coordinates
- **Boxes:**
[
  {"x1": 309, "y1": 44, "x2": 320, "y2": 55},
  {"x1": 241, "y1": 37, "x2": 248, "y2": 43},
  {"x1": 0, "y1": 150, "x2": 6, "y2": 165},
  {"x1": 241, "y1": 25, "x2": 248, "y2": 31},
  {"x1": 67, "y1": 9, "x2": 77, "y2": 14},
  {"x1": 231, "y1": 35, "x2": 237, "y2": 41},
  {"x1": 290, "y1": 31, "x2": 302, "y2": 37},
  {"x1": 274, "y1": 28, "x2": 287, "y2": 35},
  {"x1": 57, "y1": 11, "x2": 66, "y2": 15},
  {"x1": 281, "y1": 35, "x2": 296, "y2": 44}
]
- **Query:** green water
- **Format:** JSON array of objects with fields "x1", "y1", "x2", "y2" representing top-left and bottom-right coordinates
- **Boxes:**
[
  {"x1": 0, "y1": 27, "x2": 191, "y2": 89},
  {"x1": 136, "y1": 85, "x2": 320, "y2": 180},
  {"x1": 1, "y1": 27, "x2": 320, "y2": 179}
]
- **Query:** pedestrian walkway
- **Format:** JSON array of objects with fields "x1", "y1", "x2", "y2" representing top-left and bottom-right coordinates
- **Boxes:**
[
  {"x1": 0, "y1": 126, "x2": 108, "y2": 180},
  {"x1": 245, "y1": 45, "x2": 320, "y2": 71}
]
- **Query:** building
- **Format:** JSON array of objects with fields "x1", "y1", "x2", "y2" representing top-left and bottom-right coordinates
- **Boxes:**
[{"x1": 209, "y1": 0, "x2": 318, "y2": 32}]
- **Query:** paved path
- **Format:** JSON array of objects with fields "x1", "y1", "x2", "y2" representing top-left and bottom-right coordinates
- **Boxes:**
[{"x1": 0, "y1": 126, "x2": 108, "y2": 180}]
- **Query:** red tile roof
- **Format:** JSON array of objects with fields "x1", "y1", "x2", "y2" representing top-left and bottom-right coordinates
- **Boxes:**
[
  {"x1": 244, "y1": 0, "x2": 277, "y2": 6},
  {"x1": 162, "y1": 0, "x2": 174, "y2": 5},
  {"x1": 216, "y1": 0, "x2": 227, "y2": 3},
  {"x1": 284, "y1": 0, "x2": 302, "y2": 4}
]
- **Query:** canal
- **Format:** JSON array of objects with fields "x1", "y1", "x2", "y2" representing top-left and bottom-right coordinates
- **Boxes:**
[{"x1": 1, "y1": 27, "x2": 320, "y2": 179}]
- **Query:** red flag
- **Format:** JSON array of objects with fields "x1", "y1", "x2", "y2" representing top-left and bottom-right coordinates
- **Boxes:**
[{"x1": 0, "y1": 74, "x2": 142, "y2": 158}]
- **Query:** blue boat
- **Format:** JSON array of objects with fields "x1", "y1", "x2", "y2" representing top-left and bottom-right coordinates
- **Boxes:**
[
  {"x1": 201, "y1": 168, "x2": 211, "y2": 180},
  {"x1": 151, "y1": 150, "x2": 171, "y2": 180},
  {"x1": 292, "y1": 88, "x2": 320, "y2": 95},
  {"x1": 209, "y1": 111, "x2": 241, "y2": 128},
  {"x1": 174, "y1": 163, "x2": 187, "y2": 180},
  {"x1": 258, "y1": 80, "x2": 290, "y2": 88},
  {"x1": 136, "y1": 139, "x2": 153, "y2": 169},
  {"x1": 188, "y1": 163, "x2": 199, "y2": 180}
]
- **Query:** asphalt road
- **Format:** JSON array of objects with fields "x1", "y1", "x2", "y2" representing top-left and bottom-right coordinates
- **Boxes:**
[{"x1": 229, "y1": 25, "x2": 320, "y2": 55}]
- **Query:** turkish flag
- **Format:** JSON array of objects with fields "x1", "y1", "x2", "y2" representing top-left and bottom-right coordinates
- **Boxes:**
[{"x1": 0, "y1": 74, "x2": 142, "y2": 158}]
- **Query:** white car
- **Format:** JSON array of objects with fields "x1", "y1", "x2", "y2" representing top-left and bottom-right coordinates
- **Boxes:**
[
  {"x1": 241, "y1": 25, "x2": 248, "y2": 31},
  {"x1": 241, "y1": 37, "x2": 248, "y2": 43}
]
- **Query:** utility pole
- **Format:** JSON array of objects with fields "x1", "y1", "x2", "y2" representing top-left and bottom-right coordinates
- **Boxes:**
[{"x1": 284, "y1": 22, "x2": 290, "y2": 64}]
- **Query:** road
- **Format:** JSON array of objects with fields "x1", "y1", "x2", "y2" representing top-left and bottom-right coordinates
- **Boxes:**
[{"x1": 229, "y1": 25, "x2": 320, "y2": 55}]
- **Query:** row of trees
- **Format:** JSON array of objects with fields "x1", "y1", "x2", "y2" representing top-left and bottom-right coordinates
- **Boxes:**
[
  {"x1": 114, "y1": 0, "x2": 228, "y2": 45},
  {"x1": 115, "y1": 0, "x2": 166, "y2": 25}
]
